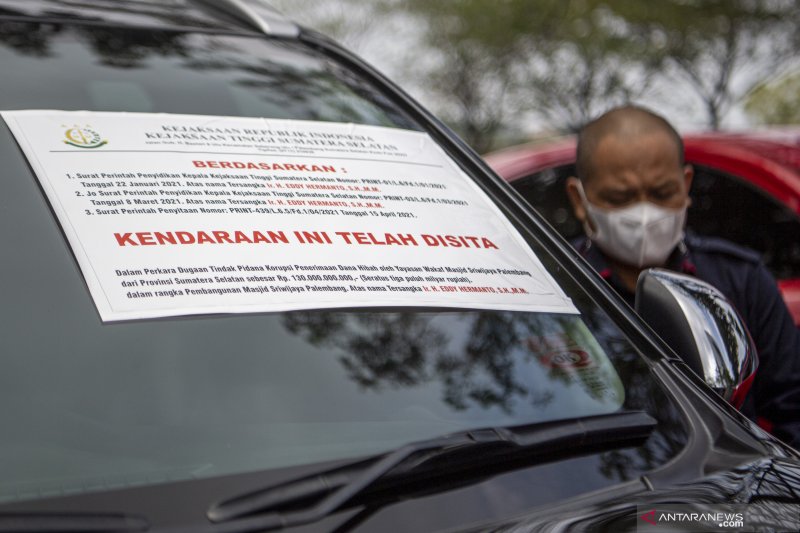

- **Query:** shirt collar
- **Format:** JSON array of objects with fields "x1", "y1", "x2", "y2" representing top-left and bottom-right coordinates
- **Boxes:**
[{"x1": 576, "y1": 237, "x2": 696, "y2": 299}]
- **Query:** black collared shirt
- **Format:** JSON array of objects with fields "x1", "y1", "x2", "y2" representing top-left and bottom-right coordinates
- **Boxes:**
[{"x1": 575, "y1": 232, "x2": 800, "y2": 446}]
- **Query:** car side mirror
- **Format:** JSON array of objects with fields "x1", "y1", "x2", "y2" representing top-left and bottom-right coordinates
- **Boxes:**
[{"x1": 635, "y1": 269, "x2": 757, "y2": 408}]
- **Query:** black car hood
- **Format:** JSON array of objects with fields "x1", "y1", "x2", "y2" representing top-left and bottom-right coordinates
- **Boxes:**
[{"x1": 472, "y1": 457, "x2": 800, "y2": 532}]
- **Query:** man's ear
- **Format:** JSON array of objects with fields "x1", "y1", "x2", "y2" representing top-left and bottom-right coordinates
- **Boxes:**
[
  {"x1": 565, "y1": 176, "x2": 588, "y2": 224},
  {"x1": 683, "y1": 164, "x2": 694, "y2": 207},
  {"x1": 683, "y1": 164, "x2": 694, "y2": 192}
]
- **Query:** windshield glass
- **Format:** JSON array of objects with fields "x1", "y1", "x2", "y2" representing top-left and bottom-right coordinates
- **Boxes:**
[{"x1": 0, "y1": 21, "x2": 686, "y2": 503}]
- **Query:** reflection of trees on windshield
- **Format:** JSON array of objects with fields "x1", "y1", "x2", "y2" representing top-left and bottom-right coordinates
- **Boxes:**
[
  {"x1": 448, "y1": 312, "x2": 525, "y2": 411},
  {"x1": 575, "y1": 305, "x2": 689, "y2": 482},
  {"x1": 185, "y1": 40, "x2": 417, "y2": 127},
  {"x1": 285, "y1": 310, "x2": 564, "y2": 414},
  {"x1": 284, "y1": 305, "x2": 689, "y2": 484},
  {"x1": 235, "y1": 65, "x2": 398, "y2": 125},
  {"x1": 0, "y1": 19, "x2": 416, "y2": 127},
  {"x1": 0, "y1": 1, "x2": 230, "y2": 33},
  {"x1": 78, "y1": 28, "x2": 188, "y2": 69},
  {"x1": 0, "y1": 20, "x2": 188, "y2": 67},
  {"x1": 284, "y1": 312, "x2": 441, "y2": 389},
  {"x1": 284, "y1": 310, "x2": 537, "y2": 413},
  {"x1": 0, "y1": 19, "x2": 62, "y2": 56}
]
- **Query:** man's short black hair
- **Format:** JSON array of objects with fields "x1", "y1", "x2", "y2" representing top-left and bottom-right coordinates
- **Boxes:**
[{"x1": 576, "y1": 105, "x2": 684, "y2": 182}]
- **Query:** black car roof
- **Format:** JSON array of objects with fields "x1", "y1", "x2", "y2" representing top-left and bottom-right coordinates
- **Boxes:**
[{"x1": 0, "y1": 0, "x2": 298, "y2": 36}]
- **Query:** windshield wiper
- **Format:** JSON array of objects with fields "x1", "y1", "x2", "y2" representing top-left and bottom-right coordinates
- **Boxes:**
[
  {"x1": 0, "y1": 512, "x2": 148, "y2": 532},
  {"x1": 206, "y1": 410, "x2": 656, "y2": 532}
]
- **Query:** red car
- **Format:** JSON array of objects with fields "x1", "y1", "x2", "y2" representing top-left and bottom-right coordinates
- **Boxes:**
[{"x1": 485, "y1": 130, "x2": 800, "y2": 324}]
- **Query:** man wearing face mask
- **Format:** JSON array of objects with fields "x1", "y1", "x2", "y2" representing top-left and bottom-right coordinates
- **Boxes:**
[{"x1": 565, "y1": 105, "x2": 800, "y2": 446}]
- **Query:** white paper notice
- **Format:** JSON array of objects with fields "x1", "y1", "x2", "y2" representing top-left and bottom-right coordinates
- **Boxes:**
[{"x1": 2, "y1": 110, "x2": 577, "y2": 321}]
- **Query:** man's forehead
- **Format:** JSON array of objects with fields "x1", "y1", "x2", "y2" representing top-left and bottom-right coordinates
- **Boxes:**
[
  {"x1": 584, "y1": 136, "x2": 685, "y2": 191},
  {"x1": 588, "y1": 174, "x2": 680, "y2": 192},
  {"x1": 595, "y1": 128, "x2": 677, "y2": 154},
  {"x1": 586, "y1": 131, "x2": 681, "y2": 175}
]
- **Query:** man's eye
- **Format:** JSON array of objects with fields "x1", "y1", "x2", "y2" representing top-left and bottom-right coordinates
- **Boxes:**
[
  {"x1": 651, "y1": 189, "x2": 677, "y2": 201},
  {"x1": 604, "y1": 194, "x2": 633, "y2": 205}
]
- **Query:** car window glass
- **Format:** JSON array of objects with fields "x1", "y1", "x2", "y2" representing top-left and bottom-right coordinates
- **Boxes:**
[
  {"x1": 0, "y1": 23, "x2": 687, "y2": 504},
  {"x1": 689, "y1": 165, "x2": 800, "y2": 280},
  {"x1": 511, "y1": 164, "x2": 582, "y2": 240},
  {"x1": 0, "y1": 21, "x2": 419, "y2": 129}
]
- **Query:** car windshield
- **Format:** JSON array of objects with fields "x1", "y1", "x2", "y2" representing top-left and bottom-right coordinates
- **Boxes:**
[{"x1": 0, "y1": 21, "x2": 686, "y2": 503}]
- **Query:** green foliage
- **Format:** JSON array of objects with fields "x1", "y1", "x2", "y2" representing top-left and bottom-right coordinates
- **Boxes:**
[
  {"x1": 617, "y1": 0, "x2": 800, "y2": 130},
  {"x1": 273, "y1": 0, "x2": 799, "y2": 149},
  {"x1": 389, "y1": 0, "x2": 670, "y2": 149},
  {"x1": 269, "y1": 0, "x2": 378, "y2": 48},
  {"x1": 745, "y1": 72, "x2": 800, "y2": 125}
]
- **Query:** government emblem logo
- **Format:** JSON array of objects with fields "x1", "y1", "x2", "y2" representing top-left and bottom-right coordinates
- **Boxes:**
[{"x1": 63, "y1": 125, "x2": 107, "y2": 148}]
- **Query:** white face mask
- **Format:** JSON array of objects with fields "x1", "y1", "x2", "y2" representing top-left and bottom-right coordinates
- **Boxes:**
[{"x1": 577, "y1": 182, "x2": 688, "y2": 268}]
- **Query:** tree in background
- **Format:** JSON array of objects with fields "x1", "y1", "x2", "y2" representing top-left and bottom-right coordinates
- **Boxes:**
[
  {"x1": 270, "y1": 1, "x2": 799, "y2": 150},
  {"x1": 389, "y1": 1, "x2": 529, "y2": 153},
  {"x1": 393, "y1": 0, "x2": 666, "y2": 150},
  {"x1": 388, "y1": 0, "x2": 799, "y2": 147},
  {"x1": 619, "y1": 0, "x2": 800, "y2": 130},
  {"x1": 745, "y1": 71, "x2": 800, "y2": 126},
  {"x1": 515, "y1": 1, "x2": 666, "y2": 133}
]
